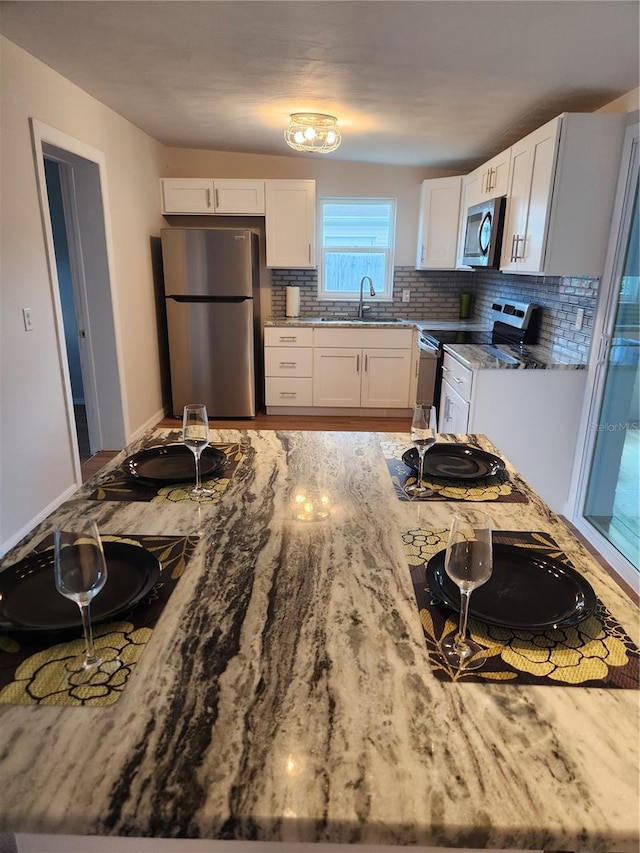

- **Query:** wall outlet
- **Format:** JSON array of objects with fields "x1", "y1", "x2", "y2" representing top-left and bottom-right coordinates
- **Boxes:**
[
  {"x1": 402, "y1": 289, "x2": 411, "y2": 303},
  {"x1": 574, "y1": 308, "x2": 585, "y2": 330},
  {"x1": 22, "y1": 308, "x2": 34, "y2": 331}
]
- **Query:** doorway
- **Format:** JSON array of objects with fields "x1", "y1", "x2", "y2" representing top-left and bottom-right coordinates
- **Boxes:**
[
  {"x1": 43, "y1": 158, "x2": 92, "y2": 459},
  {"x1": 571, "y1": 121, "x2": 639, "y2": 589},
  {"x1": 31, "y1": 120, "x2": 127, "y2": 484}
]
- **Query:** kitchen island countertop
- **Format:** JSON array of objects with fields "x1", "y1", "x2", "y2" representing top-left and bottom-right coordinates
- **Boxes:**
[
  {"x1": 0, "y1": 428, "x2": 637, "y2": 851},
  {"x1": 444, "y1": 342, "x2": 587, "y2": 370}
]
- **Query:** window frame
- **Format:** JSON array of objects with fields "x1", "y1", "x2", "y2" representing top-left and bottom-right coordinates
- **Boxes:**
[{"x1": 317, "y1": 197, "x2": 397, "y2": 302}]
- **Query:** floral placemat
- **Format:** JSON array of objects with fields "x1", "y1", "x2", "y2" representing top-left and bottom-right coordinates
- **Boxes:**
[
  {"x1": 89, "y1": 442, "x2": 243, "y2": 504},
  {"x1": 404, "y1": 527, "x2": 639, "y2": 687},
  {"x1": 0, "y1": 533, "x2": 199, "y2": 707},
  {"x1": 382, "y1": 439, "x2": 528, "y2": 502}
]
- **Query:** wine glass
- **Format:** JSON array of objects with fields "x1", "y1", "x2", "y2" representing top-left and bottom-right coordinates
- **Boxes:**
[
  {"x1": 404, "y1": 405, "x2": 438, "y2": 499},
  {"x1": 54, "y1": 519, "x2": 107, "y2": 675},
  {"x1": 182, "y1": 403, "x2": 211, "y2": 499},
  {"x1": 441, "y1": 509, "x2": 493, "y2": 670}
]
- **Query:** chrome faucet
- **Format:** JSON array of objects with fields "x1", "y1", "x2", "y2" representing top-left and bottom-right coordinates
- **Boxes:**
[{"x1": 357, "y1": 276, "x2": 376, "y2": 318}]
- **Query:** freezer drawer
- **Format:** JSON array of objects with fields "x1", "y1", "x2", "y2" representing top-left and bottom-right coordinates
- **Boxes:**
[{"x1": 166, "y1": 299, "x2": 255, "y2": 417}]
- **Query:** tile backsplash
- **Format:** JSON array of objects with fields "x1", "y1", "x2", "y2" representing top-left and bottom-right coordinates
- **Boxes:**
[{"x1": 270, "y1": 267, "x2": 599, "y2": 362}]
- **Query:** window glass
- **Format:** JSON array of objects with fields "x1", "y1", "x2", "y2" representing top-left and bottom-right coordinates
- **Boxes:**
[{"x1": 319, "y1": 198, "x2": 396, "y2": 300}]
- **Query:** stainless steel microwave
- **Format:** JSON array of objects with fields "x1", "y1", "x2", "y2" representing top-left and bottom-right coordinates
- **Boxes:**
[{"x1": 461, "y1": 197, "x2": 506, "y2": 267}]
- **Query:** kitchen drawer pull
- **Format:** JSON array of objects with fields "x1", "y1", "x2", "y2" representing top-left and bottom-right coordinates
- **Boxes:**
[
  {"x1": 279, "y1": 391, "x2": 297, "y2": 398},
  {"x1": 356, "y1": 354, "x2": 360, "y2": 373},
  {"x1": 452, "y1": 376, "x2": 463, "y2": 384},
  {"x1": 279, "y1": 361, "x2": 297, "y2": 368},
  {"x1": 278, "y1": 335, "x2": 297, "y2": 342}
]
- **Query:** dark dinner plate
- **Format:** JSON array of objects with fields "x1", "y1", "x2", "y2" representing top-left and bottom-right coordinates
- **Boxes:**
[
  {"x1": 123, "y1": 444, "x2": 226, "y2": 484},
  {"x1": 402, "y1": 444, "x2": 505, "y2": 480},
  {"x1": 0, "y1": 542, "x2": 161, "y2": 632},
  {"x1": 425, "y1": 543, "x2": 597, "y2": 630}
]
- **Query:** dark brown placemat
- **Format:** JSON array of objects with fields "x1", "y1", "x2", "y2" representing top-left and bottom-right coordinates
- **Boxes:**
[
  {"x1": 382, "y1": 439, "x2": 528, "y2": 503},
  {"x1": 404, "y1": 527, "x2": 639, "y2": 687},
  {"x1": 0, "y1": 533, "x2": 199, "y2": 706},
  {"x1": 89, "y1": 442, "x2": 243, "y2": 503}
]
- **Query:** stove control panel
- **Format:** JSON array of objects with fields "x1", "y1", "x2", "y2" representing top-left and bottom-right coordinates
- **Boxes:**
[{"x1": 490, "y1": 300, "x2": 537, "y2": 330}]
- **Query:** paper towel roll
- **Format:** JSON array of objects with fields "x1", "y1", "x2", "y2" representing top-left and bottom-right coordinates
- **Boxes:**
[{"x1": 286, "y1": 286, "x2": 300, "y2": 318}]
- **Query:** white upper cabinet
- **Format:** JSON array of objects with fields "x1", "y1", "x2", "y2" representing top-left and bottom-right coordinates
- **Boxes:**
[
  {"x1": 161, "y1": 178, "x2": 265, "y2": 215},
  {"x1": 415, "y1": 176, "x2": 463, "y2": 269},
  {"x1": 477, "y1": 148, "x2": 511, "y2": 200},
  {"x1": 265, "y1": 180, "x2": 316, "y2": 269},
  {"x1": 500, "y1": 113, "x2": 625, "y2": 276}
]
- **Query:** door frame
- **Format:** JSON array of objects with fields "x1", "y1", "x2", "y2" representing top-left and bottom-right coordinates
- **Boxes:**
[
  {"x1": 568, "y1": 119, "x2": 639, "y2": 591},
  {"x1": 30, "y1": 119, "x2": 128, "y2": 481}
]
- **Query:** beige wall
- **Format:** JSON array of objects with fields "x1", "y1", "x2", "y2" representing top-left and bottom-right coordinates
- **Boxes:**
[
  {"x1": 0, "y1": 37, "x2": 165, "y2": 552},
  {"x1": 597, "y1": 87, "x2": 640, "y2": 115},
  {"x1": 164, "y1": 148, "x2": 456, "y2": 265}
]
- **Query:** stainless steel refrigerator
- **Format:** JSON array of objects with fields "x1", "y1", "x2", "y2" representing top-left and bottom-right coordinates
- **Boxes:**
[{"x1": 161, "y1": 228, "x2": 261, "y2": 417}]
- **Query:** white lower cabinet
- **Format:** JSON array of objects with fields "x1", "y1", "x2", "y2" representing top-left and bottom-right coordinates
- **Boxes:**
[
  {"x1": 314, "y1": 347, "x2": 412, "y2": 408},
  {"x1": 265, "y1": 325, "x2": 414, "y2": 412},
  {"x1": 439, "y1": 351, "x2": 587, "y2": 512}
]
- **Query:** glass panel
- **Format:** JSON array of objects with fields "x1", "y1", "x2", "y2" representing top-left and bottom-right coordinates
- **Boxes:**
[
  {"x1": 583, "y1": 180, "x2": 640, "y2": 569},
  {"x1": 322, "y1": 201, "x2": 393, "y2": 247},
  {"x1": 323, "y1": 251, "x2": 387, "y2": 293}
]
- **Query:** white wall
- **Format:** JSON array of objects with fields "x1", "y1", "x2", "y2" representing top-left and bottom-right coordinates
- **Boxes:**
[
  {"x1": 0, "y1": 38, "x2": 165, "y2": 553},
  {"x1": 163, "y1": 148, "x2": 455, "y2": 266}
]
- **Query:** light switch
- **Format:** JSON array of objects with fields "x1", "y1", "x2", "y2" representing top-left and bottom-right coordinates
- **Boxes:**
[
  {"x1": 402, "y1": 289, "x2": 411, "y2": 303},
  {"x1": 22, "y1": 308, "x2": 34, "y2": 331},
  {"x1": 574, "y1": 308, "x2": 585, "y2": 330}
]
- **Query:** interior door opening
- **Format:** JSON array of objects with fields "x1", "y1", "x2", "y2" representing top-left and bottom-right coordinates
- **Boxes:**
[{"x1": 43, "y1": 158, "x2": 92, "y2": 460}]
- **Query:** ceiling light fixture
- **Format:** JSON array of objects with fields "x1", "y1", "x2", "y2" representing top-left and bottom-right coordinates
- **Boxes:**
[{"x1": 284, "y1": 113, "x2": 342, "y2": 154}]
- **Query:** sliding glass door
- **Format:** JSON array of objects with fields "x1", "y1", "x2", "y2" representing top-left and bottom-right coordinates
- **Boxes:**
[{"x1": 574, "y1": 122, "x2": 639, "y2": 587}]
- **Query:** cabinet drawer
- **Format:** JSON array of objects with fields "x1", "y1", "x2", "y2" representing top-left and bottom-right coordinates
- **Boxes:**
[
  {"x1": 264, "y1": 347, "x2": 313, "y2": 377},
  {"x1": 264, "y1": 327, "x2": 314, "y2": 347},
  {"x1": 265, "y1": 378, "x2": 313, "y2": 406},
  {"x1": 442, "y1": 353, "x2": 473, "y2": 402}
]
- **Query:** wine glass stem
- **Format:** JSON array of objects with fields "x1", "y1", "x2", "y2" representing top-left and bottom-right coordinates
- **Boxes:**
[
  {"x1": 194, "y1": 452, "x2": 202, "y2": 492},
  {"x1": 78, "y1": 603, "x2": 98, "y2": 667},
  {"x1": 456, "y1": 588, "x2": 472, "y2": 653},
  {"x1": 418, "y1": 448, "x2": 425, "y2": 488}
]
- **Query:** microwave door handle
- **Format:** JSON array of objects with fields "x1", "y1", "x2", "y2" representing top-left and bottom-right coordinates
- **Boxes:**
[{"x1": 478, "y1": 211, "x2": 492, "y2": 256}]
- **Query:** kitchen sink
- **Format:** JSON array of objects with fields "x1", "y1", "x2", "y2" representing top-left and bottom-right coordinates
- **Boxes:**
[{"x1": 320, "y1": 316, "x2": 403, "y2": 323}]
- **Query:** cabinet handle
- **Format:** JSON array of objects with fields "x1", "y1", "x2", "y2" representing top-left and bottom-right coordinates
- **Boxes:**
[
  {"x1": 421, "y1": 245, "x2": 426, "y2": 264},
  {"x1": 509, "y1": 234, "x2": 517, "y2": 263},
  {"x1": 442, "y1": 366, "x2": 450, "y2": 375},
  {"x1": 215, "y1": 189, "x2": 220, "y2": 208},
  {"x1": 512, "y1": 235, "x2": 524, "y2": 261},
  {"x1": 364, "y1": 354, "x2": 368, "y2": 373},
  {"x1": 488, "y1": 167, "x2": 495, "y2": 192},
  {"x1": 206, "y1": 189, "x2": 211, "y2": 208},
  {"x1": 279, "y1": 391, "x2": 297, "y2": 398},
  {"x1": 279, "y1": 361, "x2": 297, "y2": 368},
  {"x1": 308, "y1": 243, "x2": 311, "y2": 263},
  {"x1": 356, "y1": 354, "x2": 360, "y2": 373},
  {"x1": 452, "y1": 376, "x2": 463, "y2": 384},
  {"x1": 444, "y1": 397, "x2": 451, "y2": 423},
  {"x1": 279, "y1": 336, "x2": 297, "y2": 342}
]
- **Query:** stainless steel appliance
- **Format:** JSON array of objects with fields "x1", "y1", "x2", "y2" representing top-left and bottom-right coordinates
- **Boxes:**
[
  {"x1": 461, "y1": 197, "x2": 506, "y2": 267},
  {"x1": 419, "y1": 300, "x2": 539, "y2": 414},
  {"x1": 161, "y1": 228, "x2": 261, "y2": 417}
]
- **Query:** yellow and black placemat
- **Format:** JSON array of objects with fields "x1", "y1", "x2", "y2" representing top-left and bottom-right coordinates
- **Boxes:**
[
  {"x1": 382, "y1": 440, "x2": 528, "y2": 503},
  {"x1": 89, "y1": 442, "x2": 243, "y2": 504},
  {"x1": 404, "y1": 527, "x2": 639, "y2": 687},
  {"x1": 0, "y1": 533, "x2": 199, "y2": 707}
]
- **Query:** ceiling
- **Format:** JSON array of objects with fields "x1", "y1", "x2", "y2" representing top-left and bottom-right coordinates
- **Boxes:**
[{"x1": 1, "y1": 1, "x2": 638, "y2": 170}]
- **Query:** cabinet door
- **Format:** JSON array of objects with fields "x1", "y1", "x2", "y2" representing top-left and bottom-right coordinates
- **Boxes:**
[
  {"x1": 500, "y1": 116, "x2": 560, "y2": 273},
  {"x1": 439, "y1": 379, "x2": 469, "y2": 434},
  {"x1": 213, "y1": 180, "x2": 265, "y2": 214},
  {"x1": 479, "y1": 148, "x2": 511, "y2": 199},
  {"x1": 313, "y1": 348, "x2": 361, "y2": 406},
  {"x1": 161, "y1": 179, "x2": 215, "y2": 213},
  {"x1": 265, "y1": 180, "x2": 316, "y2": 268},
  {"x1": 456, "y1": 170, "x2": 482, "y2": 266},
  {"x1": 361, "y1": 349, "x2": 412, "y2": 408},
  {"x1": 415, "y1": 177, "x2": 462, "y2": 269}
]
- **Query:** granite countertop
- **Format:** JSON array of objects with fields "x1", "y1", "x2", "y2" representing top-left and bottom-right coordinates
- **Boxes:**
[
  {"x1": 0, "y1": 429, "x2": 637, "y2": 850},
  {"x1": 444, "y1": 342, "x2": 588, "y2": 370},
  {"x1": 264, "y1": 317, "x2": 492, "y2": 331}
]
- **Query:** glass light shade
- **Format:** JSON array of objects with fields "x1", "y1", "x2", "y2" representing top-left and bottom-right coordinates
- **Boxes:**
[{"x1": 285, "y1": 113, "x2": 342, "y2": 153}]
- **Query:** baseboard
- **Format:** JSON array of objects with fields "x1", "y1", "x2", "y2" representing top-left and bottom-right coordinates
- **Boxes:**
[
  {"x1": 0, "y1": 483, "x2": 78, "y2": 559},
  {"x1": 125, "y1": 407, "x2": 166, "y2": 446}
]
